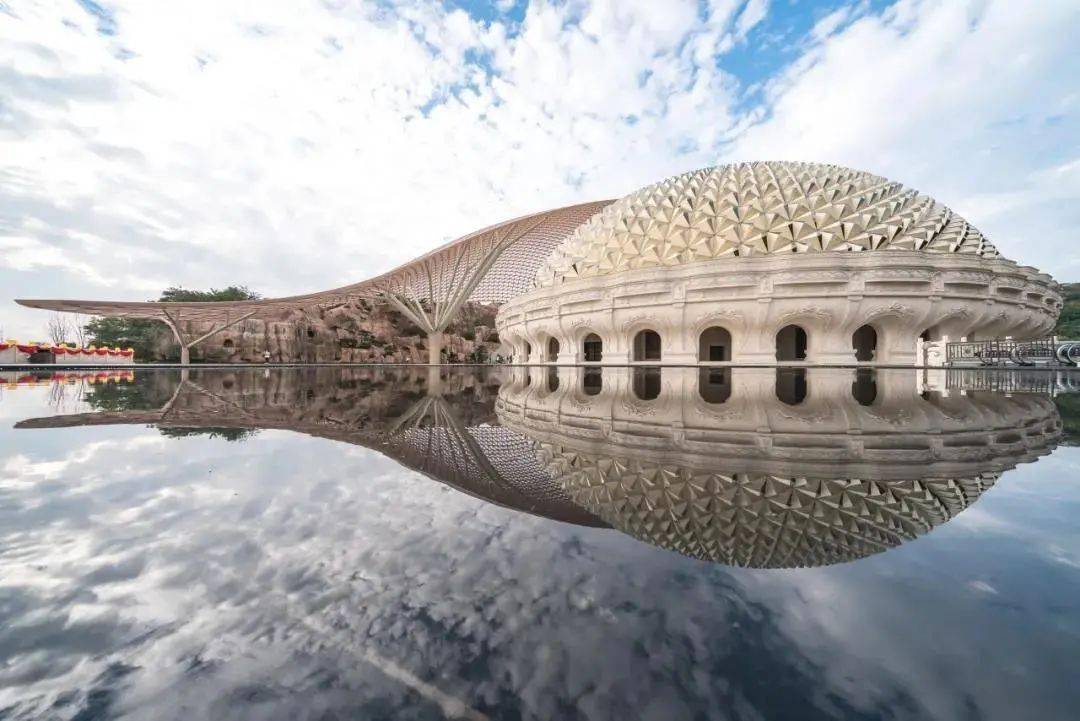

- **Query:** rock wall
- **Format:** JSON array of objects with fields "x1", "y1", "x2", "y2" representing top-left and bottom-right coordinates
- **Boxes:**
[{"x1": 172, "y1": 300, "x2": 503, "y2": 363}]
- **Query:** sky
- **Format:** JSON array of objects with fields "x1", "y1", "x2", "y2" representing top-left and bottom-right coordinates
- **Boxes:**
[{"x1": 1, "y1": 0, "x2": 1078, "y2": 339}]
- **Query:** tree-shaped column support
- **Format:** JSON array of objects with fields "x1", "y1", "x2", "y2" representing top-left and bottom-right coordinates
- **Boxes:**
[
  {"x1": 378, "y1": 214, "x2": 549, "y2": 364},
  {"x1": 161, "y1": 309, "x2": 257, "y2": 365}
]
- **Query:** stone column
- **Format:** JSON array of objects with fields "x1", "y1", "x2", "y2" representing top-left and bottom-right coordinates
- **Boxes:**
[
  {"x1": 664, "y1": 285, "x2": 697, "y2": 365},
  {"x1": 814, "y1": 327, "x2": 857, "y2": 365},
  {"x1": 427, "y1": 332, "x2": 443, "y2": 365}
]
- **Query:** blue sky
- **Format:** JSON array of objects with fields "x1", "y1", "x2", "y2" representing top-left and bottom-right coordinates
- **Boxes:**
[{"x1": 1, "y1": 0, "x2": 1078, "y2": 338}]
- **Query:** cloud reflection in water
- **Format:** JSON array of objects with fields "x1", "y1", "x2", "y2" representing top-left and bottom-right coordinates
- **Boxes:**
[{"x1": 0, "y1": 367, "x2": 1078, "y2": 721}]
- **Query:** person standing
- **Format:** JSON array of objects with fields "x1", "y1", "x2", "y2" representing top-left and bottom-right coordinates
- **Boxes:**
[{"x1": 263, "y1": 349, "x2": 271, "y2": 364}]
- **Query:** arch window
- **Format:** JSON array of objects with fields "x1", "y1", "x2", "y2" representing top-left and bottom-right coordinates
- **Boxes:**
[
  {"x1": 583, "y1": 333, "x2": 603, "y2": 363},
  {"x1": 633, "y1": 330, "x2": 662, "y2": 362},
  {"x1": 776, "y1": 325, "x2": 808, "y2": 362},
  {"x1": 546, "y1": 366, "x2": 560, "y2": 392},
  {"x1": 698, "y1": 326, "x2": 732, "y2": 362},
  {"x1": 852, "y1": 325, "x2": 878, "y2": 362},
  {"x1": 547, "y1": 337, "x2": 560, "y2": 363}
]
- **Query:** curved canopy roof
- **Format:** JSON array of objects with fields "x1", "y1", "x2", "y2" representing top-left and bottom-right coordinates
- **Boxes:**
[
  {"x1": 16, "y1": 199, "x2": 611, "y2": 324},
  {"x1": 533, "y1": 161, "x2": 1003, "y2": 288}
]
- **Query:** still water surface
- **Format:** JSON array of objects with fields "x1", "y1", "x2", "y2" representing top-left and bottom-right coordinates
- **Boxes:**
[{"x1": 1, "y1": 367, "x2": 1079, "y2": 720}]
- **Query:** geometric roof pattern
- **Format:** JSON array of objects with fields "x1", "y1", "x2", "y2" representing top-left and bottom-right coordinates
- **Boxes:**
[
  {"x1": 16, "y1": 200, "x2": 611, "y2": 324},
  {"x1": 533, "y1": 442, "x2": 999, "y2": 568},
  {"x1": 534, "y1": 161, "x2": 1002, "y2": 288}
]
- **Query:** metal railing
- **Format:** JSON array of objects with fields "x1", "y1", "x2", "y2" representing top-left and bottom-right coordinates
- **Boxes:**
[
  {"x1": 944, "y1": 368, "x2": 1080, "y2": 395},
  {"x1": 945, "y1": 337, "x2": 1072, "y2": 367}
]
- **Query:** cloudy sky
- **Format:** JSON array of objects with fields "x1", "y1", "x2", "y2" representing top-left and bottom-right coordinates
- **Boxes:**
[{"x1": 1, "y1": 0, "x2": 1078, "y2": 339}]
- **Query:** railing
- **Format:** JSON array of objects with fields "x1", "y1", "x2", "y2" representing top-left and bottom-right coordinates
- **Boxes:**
[
  {"x1": 945, "y1": 337, "x2": 1070, "y2": 367},
  {"x1": 944, "y1": 368, "x2": 1080, "y2": 395}
]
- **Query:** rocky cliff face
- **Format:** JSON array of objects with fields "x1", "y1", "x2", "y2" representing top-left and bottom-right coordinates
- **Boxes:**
[{"x1": 164, "y1": 300, "x2": 502, "y2": 363}]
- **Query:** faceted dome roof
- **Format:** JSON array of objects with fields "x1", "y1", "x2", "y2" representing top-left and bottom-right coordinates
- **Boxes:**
[
  {"x1": 534, "y1": 161, "x2": 1001, "y2": 288},
  {"x1": 533, "y1": 441, "x2": 998, "y2": 568}
]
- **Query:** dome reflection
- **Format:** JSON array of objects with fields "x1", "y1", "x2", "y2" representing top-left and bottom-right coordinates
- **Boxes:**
[
  {"x1": 15, "y1": 366, "x2": 1063, "y2": 568},
  {"x1": 497, "y1": 366, "x2": 1062, "y2": 568}
]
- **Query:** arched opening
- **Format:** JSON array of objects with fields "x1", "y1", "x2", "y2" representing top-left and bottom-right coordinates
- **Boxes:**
[
  {"x1": 582, "y1": 368, "x2": 603, "y2": 396},
  {"x1": 547, "y1": 337, "x2": 560, "y2": 363},
  {"x1": 698, "y1": 326, "x2": 732, "y2": 362},
  {"x1": 583, "y1": 333, "x2": 603, "y2": 363},
  {"x1": 633, "y1": 330, "x2": 662, "y2": 362},
  {"x1": 776, "y1": 325, "x2": 808, "y2": 362},
  {"x1": 698, "y1": 368, "x2": 731, "y2": 404},
  {"x1": 852, "y1": 369, "x2": 877, "y2": 406},
  {"x1": 546, "y1": 366, "x2": 559, "y2": 392},
  {"x1": 222, "y1": 338, "x2": 235, "y2": 350},
  {"x1": 632, "y1": 367, "x2": 662, "y2": 400},
  {"x1": 524, "y1": 341, "x2": 532, "y2": 362},
  {"x1": 852, "y1": 325, "x2": 878, "y2": 362},
  {"x1": 775, "y1": 368, "x2": 807, "y2": 406}
]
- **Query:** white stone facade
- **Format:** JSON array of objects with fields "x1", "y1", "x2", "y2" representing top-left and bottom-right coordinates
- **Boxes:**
[{"x1": 497, "y1": 251, "x2": 1060, "y2": 366}]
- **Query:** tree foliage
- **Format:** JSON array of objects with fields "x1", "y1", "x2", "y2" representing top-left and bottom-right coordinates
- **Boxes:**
[
  {"x1": 1054, "y1": 393, "x2": 1080, "y2": 447},
  {"x1": 84, "y1": 316, "x2": 166, "y2": 360},
  {"x1": 158, "y1": 286, "x2": 261, "y2": 302},
  {"x1": 158, "y1": 426, "x2": 259, "y2": 442},
  {"x1": 1055, "y1": 283, "x2": 1080, "y2": 339}
]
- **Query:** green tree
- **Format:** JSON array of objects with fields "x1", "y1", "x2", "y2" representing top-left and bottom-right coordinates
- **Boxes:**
[
  {"x1": 158, "y1": 286, "x2": 261, "y2": 302},
  {"x1": 1054, "y1": 394, "x2": 1080, "y2": 446},
  {"x1": 158, "y1": 426, "x2": 259, "y2": 442},
  {"x1": 1055, "y1": 283, "x2": 1080, "y2": 339},
  {"x1": 84, "y1": 316, "x2": 165, "y2": 360}
]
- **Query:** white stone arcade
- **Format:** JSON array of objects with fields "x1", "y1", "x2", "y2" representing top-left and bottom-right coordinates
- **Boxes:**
[{"x1": 497, "y1": 251, "x2": 1060, "y2": 365}]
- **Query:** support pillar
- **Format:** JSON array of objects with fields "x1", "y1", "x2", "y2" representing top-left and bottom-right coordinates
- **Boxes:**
[{"x1": 427, "y1": 332, "x2": 443, "y2": 365}]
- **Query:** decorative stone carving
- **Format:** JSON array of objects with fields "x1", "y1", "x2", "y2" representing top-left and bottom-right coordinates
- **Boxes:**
[
  {"x1": 774, "y1": 305, "x2": 833, "y2": 330},
  {"x1": 619, "y1": 314, "x2": 662, "y2": 333},
  {"x1": 692, "y1": 308, "x2": 745, "y2": 333},
  {"x1": 863, "y1": 303, "x2": 915, "y2": 322}
]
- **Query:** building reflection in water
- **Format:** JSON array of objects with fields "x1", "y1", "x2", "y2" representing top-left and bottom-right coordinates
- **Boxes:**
[
  {"x1": 775, "y1": 367, "x2": 807, "y2": 405},
  {"x1": 18, "y1": 366, "x2": 1063, "y2": 569},
  {"x1": 698, "y1": 367, "x2": 731, "y2": 404},
  {"x1": 496, "y1": 366, "x2": 1061, "y2": 568}
]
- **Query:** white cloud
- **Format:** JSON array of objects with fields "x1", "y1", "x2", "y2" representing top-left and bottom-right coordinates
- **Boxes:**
[
  {"x1": 734, "y1": 0, "x2": 770, "y2": 40},
  {"x1": 0, "y1": 0, "x2": 1077, "y2": 339},
  {"x1": 731, "y1": 0, "x2": 1080, "y2": 273}
]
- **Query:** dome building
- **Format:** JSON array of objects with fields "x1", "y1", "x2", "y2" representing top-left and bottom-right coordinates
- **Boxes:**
[{"x1": 496, "y1": 162, "x2": 1062, "y2": 366}]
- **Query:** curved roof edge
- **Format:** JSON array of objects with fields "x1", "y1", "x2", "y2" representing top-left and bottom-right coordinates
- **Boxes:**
[{"x1": 17, "y1": 199, "x2": 614, "y2": 323}]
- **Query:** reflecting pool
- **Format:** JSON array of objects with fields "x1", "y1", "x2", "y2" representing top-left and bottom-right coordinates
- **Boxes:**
[{"x1": 2, "y1": 367, "x2": 1080, "y2": 720}]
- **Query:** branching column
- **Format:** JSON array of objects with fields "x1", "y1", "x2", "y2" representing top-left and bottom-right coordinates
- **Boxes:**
[
  {"x1": 379, "y1": 214, "x2": 549, "y2": 364},
  {"x1": 160, "y1": 309, "x2": 257, "y2": 365}
]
